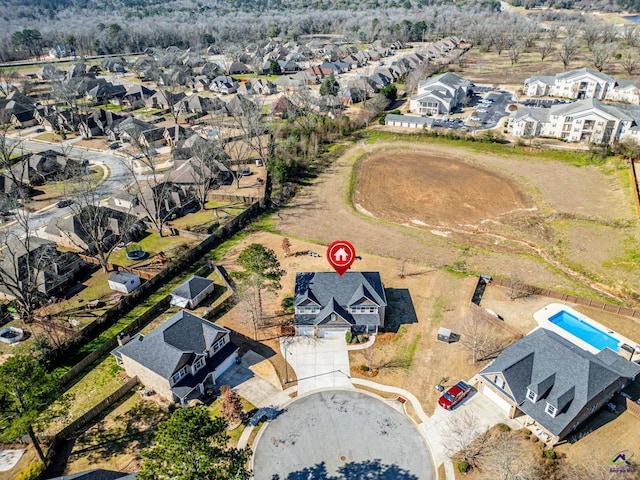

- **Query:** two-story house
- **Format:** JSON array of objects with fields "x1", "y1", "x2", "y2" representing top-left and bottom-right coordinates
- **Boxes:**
[
  {"x1": 479, "y1": 328, "x2": 640, "y2": 447},
  {"x1": 409, "y1": 72, "x2": 472, "y2": 116},
  {"x1": 294, "y1": 271, "x2": 387, "y2": 338},
  {"x1": 112, "y1": 310, "x2": 239, "y2": 406}
]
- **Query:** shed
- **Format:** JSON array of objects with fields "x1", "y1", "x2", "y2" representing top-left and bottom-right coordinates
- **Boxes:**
[
  {"x1": 108, "y1": 271, "x2": 141, "y2": 294},
  {"x1": 437, "y1": 327, "x2": 453, "y2": 343},
  {"x1": 170, "y1": 275, "x2": 215, "y2": 309}
]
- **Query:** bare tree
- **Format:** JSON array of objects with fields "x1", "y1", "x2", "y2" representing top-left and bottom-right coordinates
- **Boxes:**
[
  {"x1": 623, "y1": 26, "x2": 640, "y2": 47},
  {"x1": 236, "y1": 273, "x2": 264, "y2": 340},
  {"x1": 0, "y1": 69, "x2": 17, "y2": 96},
  {"x1": 460, "y1": 309, "x2": 504, "y2": 363},
  {"x1": 508, "y1": 273, "x2": 527, "y2": 300},
  {"x1": 582, "y1": 21, "x2": 603, "y2": 51},
  {"x1": 508, "y1": 42, "x2": 523, "y2": 65},
  {"x1": 0, "y1": 207, "x2": 59, "y2": 320},
  {"x1": 539, "y1": 40, "x2": 555, "y2": 62},
  {"x1": 63, "y1": 168, "x2": 143, "y2": 272},
  {"x1": 443, "y1": 410, "x2": 493, "y2": 468},
  {"x1": 590, "y1": 43, "x2": 616, "y2": 72},
  {"x1": 183, "y1": 136, "x2": 230, "y2": 209},
  {"x1": 281, "y1": 237, "x2": 291, "y2": 257},
  {"x1": 619, "y1": 51, "x2": 640, "y2": 75},
  {"x1": 0, "y1": 119, "x2": 30, "y2": 201},
  {"x1": 121, "y1": 130, "x2": 188, "y2": 236},
  {"x1": 478, "y1": 431, "x2": 542, "y2": 480},
  {"x1": 558, "y1": 37, "x2": 580, "y2": 70}
]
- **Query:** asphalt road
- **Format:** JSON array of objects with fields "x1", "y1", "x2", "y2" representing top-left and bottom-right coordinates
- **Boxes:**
[
  {"x1": 3, "y1": 132, "x2": 130, "y2": 236},
  {"x1": 469, "y1": 90, "x2": 513, "y2": 129},
  {"x1": 252, "y1": 390, "x2": 435, "y2": 480}
]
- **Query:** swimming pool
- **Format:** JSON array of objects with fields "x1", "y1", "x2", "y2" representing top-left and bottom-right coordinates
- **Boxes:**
[{"x1": 548, "y1": 310, "x2": 619, "y2": 352}]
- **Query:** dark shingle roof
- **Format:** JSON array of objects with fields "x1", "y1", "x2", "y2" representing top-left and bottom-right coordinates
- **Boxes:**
[
  {"x1": 480, "y1": 328, "x2": 640, "y2": 437},
  {"x1": 47, "y1": 469, "x2": 136, "y2": 480},
  {"x1": 113, "y1": 310, "x2": 228, "y2": 379},
  {"x1": 294, "y1": 271, "x2": 386, "y2": 327},
  {"x1": 171, "y1": 275, "x2": 214, "y2": 301}
]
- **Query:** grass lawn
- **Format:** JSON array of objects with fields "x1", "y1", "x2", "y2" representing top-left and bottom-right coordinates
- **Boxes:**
[
  {"x1": 63, "y1": 393, "x2": 168, "y2": 475},
  {"x1": 207, "y1": 396, "x2": 256, "y2": 446},
  {"x1": 233, "y1": 73, "x2": 279, "y2": 81},
  {"x1": 132, "y1": 107, "x2": 163, "y2": 116},
  {"x1": 44, "y1": 355, "x2": 128, "y2": 435},
  {"x1": 97, "y1": 104, "x2": 125, "y2": 112},
  {"x1": 109, "y1": 231, "x2": 197, "y2": 267},
  {"x1": 170, "y1": 202, "x2": 247, "y2": 231},
  {"x1": 33, "y1": 132, "x2": 65, "y2": 143}
]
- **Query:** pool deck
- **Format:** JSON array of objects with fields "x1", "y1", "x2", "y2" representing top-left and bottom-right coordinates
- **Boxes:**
[{"x1": 534, "y1": 303, "x2": 640, "y2": 360}]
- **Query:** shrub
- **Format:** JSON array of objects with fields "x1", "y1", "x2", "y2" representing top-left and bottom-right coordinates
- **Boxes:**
[
  {"x1": 345, "y1": 331, "x2": 353, "y2": 343},
  {"x1": 455, "y1": 460, "x2": 470, "y2": 473},
  {"x1": 207, "y1": 221, "x2": 220, "y2": 234},
  {"x1": 531, "y1": 435, "x2": 539, "y2": 443},
  {"x1": 379, "y1": 117, "x2": 386, "y2": 125},
  {"x1": 16, "y1": 462, "x2": 44, "y2": 480},
  {"x1": 360, "y1": 365, "x2": 369, "y2": 372},
  {"x1": 544, "y1": 449, "x2": 557, "y2": 460},
  {"x1": 497, "y1": 423, "x2": 511, "y2": 432},
  {"x1": 356, "y1": 334, "x2": 365, "y2": 344},
  {"x1": 281, "y1": 296, "x2": 294, "y2": 312},
  {"x1": 522, "y1": 428, "x2": 532, "y2": 436}
]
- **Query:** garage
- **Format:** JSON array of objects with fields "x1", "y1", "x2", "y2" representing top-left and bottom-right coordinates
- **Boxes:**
[
  {"x1": 320, "y1": 328, "x2": 348, "y2": 339},
  {"x1": 296, "y1": 326, "x2": 315, "y2": 336},
  {"x1": 482, "y1": 384, "x2": 512, "y2": 414}
]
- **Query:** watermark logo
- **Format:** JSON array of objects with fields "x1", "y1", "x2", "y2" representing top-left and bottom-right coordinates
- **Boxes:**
[{"x1": 610, "y1": 451, "x2": 636, "y2": 474}]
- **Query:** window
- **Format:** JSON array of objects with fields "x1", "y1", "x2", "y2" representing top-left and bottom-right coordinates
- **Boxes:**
[
  {"x1": 494, "y1": 375, "x2": 505, "y2": 389},
  {"x1": 213, "y1": 337, "x2": 226, "y2": 352},
  {"x1": 526, "y1": 389, "x2": 537, "y2": 402},
  {"x1": 172, "y1": 368, "x2": 186, "y2": 384},
  {"x1": 545, "y1": 403, "x2": 557, "y2": 417},
  {"x1": 193, "y1": 356, "x2": 206, "y2": 373},
  {"x1": 565, "y1": 117, "x2": 574, "y2": 122}
]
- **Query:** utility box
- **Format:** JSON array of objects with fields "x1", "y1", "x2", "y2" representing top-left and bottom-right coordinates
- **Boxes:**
[{"x1": 437, "y1": 327, "x2": 453, "y2": 343}]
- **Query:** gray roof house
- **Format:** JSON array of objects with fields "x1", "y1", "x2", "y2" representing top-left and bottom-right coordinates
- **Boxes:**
[
  {"x1": 112, "y1": 310, "x2": 238, "y2": 406},
  {"x1": 294, "y1": 271, "x2": 387, "y2": 337},
  {"x1": 479, "y1": 328, "x2": 640, "y2": 446},
  {"x1": 47, "y1": 468, "x2": 136, "y2": 480},
  {"x1": 170, "y1": 275, "x2": 216, "y2": 309}
]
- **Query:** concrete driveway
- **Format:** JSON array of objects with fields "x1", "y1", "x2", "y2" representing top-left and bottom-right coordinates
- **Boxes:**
[
  {"x1": 215, "y1": 351, "x2": 290, "y2": 408},
  {"x1": 422, "y1": 390, "x2": 519, "y2": 462},
  {"x1": 280, "y1": 336, "x2": 352, "y2": 395}
]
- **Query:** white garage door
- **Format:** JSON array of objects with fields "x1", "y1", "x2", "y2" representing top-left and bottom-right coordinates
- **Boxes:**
[
  {"x1": 482, "y1": 385, "x2": 512, "y2": 414},
  {"x1": 321, "y1": 328, "x2": 348, "y2": 339},
  {"x1": 297, "y1": 326, "x2": 315, "y2": 336}
]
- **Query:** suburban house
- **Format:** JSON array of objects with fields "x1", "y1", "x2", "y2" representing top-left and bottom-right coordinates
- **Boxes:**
[
  {"x1": 48, "y1": 468, "x2": 135, "y2": 480},
  {"x1": 508, "y1": 98, "x2": 639, "y2": 145},
  {"x1": 524, "y1": 68, "x2": 640, "y2": 104},
  {"x1": 293, "y1": 271, "x2": 387, "y2": 337},
  {"x1": 170, "y1": 275, "x2": 216, "y2": 309},
  {"x1": 108, "y1": 271, "x2": 141, "y2": 294},
  {"x1": 0, "y1": 237, "x2": 85, "y2": 301},
  {"x1": 112, "y1": 310, "x2": 239, "y2": 406},
  {"x1": 10, "y1": 151, "x2": 84, "y2": 187},
  {"x1": 39, "y1": 206, "x2": 143, "y2": 252},
  {"x1": 479, "y1": 328, "x2": 640, "y2": 446},
  {"x1": 409, "y1": 72, "x2": 472, "y2": 115}
]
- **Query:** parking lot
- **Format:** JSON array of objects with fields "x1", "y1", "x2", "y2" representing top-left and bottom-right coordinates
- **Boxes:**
[{"x1": 468, "y1": 90, "x2": 513, "y2": 129}]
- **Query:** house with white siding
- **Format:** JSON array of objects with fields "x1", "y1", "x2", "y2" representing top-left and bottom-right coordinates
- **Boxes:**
[
  {"x1": 524, "y1": 68, "x2": 639, "y2": 104},
  {"x1": 508, "y1": 98, "x2": 640, "y2": 145},
  {"x1": 409, "y1": 72, "x2": 472, "y2": 116}
]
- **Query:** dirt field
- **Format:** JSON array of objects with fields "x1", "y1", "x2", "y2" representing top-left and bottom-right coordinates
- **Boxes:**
[
  {"x1": 274, "y1": 138, "x2": 640, "y2": 303},
  {"x1": 354, "y1": 150, "x2": 532, "y2": 228}
]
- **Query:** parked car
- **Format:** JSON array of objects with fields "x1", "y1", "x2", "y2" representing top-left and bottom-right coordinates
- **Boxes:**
[
  {"x1": 238, "y1": 168, "x2": 252, "y2": 176},
  {"x1": 438, "y1": 381, "x2": 472, "y2": 410},
  {"x1": 55, "y1": 199, "x2": 74, "y2": 208},
  {"x1": 108, "y1": 142, "x2": 121, "y2": 150},
  {"x1": 35, "y1": 128, "x2": 45, "y2": 133}
]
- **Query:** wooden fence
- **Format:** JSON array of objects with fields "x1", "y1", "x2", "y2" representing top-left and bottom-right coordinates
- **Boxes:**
[
  {"x1": 59, "y1": 296, "x2": 171, "y2": 386},
  {"x1": 630, "y1": 160, "x2": 640, "y2": 219},
  {"x1": 469, "y1": 302, "x2": 524, "y2": 338},
  {"x1": 489, "y1": 277, "x2": 640, "y2": 319},
  {"x1": 626, "y1": 397, "x2": 640, "y2": 419},
  {"x1": 56, "y1": 377, "x2": 139, "y2": 440},
  {"x1": 77, "y1": 254, "x2": 156, "y2": 280}
]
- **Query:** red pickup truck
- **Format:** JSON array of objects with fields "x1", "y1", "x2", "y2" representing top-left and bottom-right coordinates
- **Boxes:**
[{"x1": 438, "y1": 381, "x2": 472, "y2": 410}]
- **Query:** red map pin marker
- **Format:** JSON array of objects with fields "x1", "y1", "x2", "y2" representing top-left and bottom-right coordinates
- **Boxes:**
[{"x1": 327, "y1": 240, "x2": 356, "y2": 276}]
